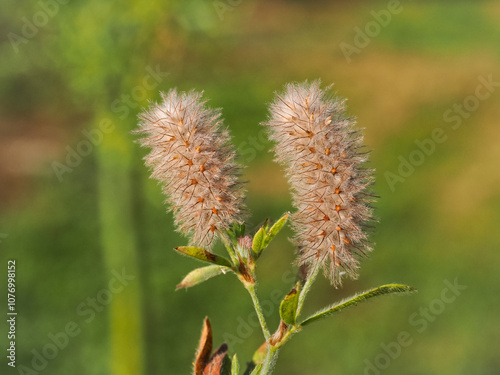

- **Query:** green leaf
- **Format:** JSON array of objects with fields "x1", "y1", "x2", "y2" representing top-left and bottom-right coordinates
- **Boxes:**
[
  {"x1": 251, "y1": 213, "x2": 289, "y2": 259},
  {"x1": 227, "y1": 223, "x2": 246, "y2": 244},
  {"x1": 300, "y1": 284, "x2": 416, "y2": 327},
  {"x1": 174, "y1": 246, "x2": 232, "y2": 267},
  {"x1": 252, "y1": 343, "x2": 267, "y2": 365},
  {"x1": 279, "y1": 282, "x2": 300, "y2": 325},
  {"x1": 176, "y1": 265, "x2": 230, "y2": 290},
  {"x1": 262, "y1": 218, "x2": 270, "y2": 233},
  {"x1": 231, "y1": 354, "x2": 239, "y2": 375},
  {"x1": 252, "y1": 227, "x2": 266, "y2": 256},
  {"x1": 262, "y1": 212, "x2": 289, "y2": 248},
  {"x1": 219, "y1": 235, "x2": 238, "y2": 265},
  {"x1": 249, "y1": 364, "x2": 262, "y2": 375}
]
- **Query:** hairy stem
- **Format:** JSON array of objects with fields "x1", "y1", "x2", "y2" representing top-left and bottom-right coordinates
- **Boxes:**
[
  {"x1": 245, "y1": 283, "x2": 271, "y2": 341},
  {"x1": 255, "y1": 263, "x2": 320, "y2": 373},
  {"x1": 260, "y1": 346, "x2": 279, "y2": 375},
  {"x1": 296, "y1": 263, "x2": 320, "y2": 319}
]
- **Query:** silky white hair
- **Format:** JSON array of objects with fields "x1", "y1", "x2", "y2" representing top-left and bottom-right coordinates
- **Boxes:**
[
  {"x1": 136, "y1": 89, "x2": 246, "y2": 248},
  {"x1": 264, "y1": 81, "x2": 375, "y2": 286}
]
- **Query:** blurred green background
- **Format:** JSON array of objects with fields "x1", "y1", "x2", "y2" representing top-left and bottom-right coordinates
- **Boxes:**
[{"x1": 1, "y1": 0, "x2": 499, "y2": 374}]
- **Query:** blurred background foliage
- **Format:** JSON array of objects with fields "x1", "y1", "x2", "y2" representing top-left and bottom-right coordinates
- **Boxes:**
[{"x1": 1, "y1": 0, "x2": 499, "y2": 374}]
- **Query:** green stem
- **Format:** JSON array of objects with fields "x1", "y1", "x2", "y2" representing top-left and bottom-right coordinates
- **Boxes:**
[
  {"x1": 296, "y1": 263, "x2": 320, "y2": 320},
  {"x1": 275, "y1": 326, "x2": 298, "y2": 349},
  {"x1": 245, "y1": 283, "x2": 271, "y2": 341},
  {"x1": 260, "y1": 346, "x2": 279, "y2": 375},
  {"x1": 257, "y1": 264, "x2": 321, "y2": 374}
]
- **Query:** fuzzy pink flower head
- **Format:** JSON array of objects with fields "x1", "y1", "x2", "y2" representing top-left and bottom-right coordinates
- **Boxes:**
[
  {"x1": 238, "y1": 235, "x2": 253, "y2": 251},
  {"x1": 264, "y1": 81, "x2": 375, "y2": 285},
  {"x1": 136, "y1": 89, "x2": 246, "y2": 248}
]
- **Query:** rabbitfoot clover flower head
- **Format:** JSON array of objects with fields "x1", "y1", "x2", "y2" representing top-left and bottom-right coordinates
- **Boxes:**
[
  {"x1": 135, "y1": 84, "x2": 414, "y2": 375},
  {"x1": 136, "y1": 89, "x2": 246, "y2": 248},
  {"x1": 264, "y1": 81, "x2": 375, "y2": 286}
]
